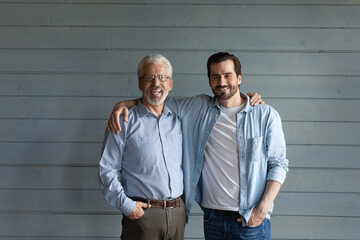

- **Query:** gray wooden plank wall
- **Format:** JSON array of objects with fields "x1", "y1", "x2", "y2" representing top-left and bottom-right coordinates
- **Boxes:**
[{"x1": 0, "y1": 1, "x2": 359, "y2": 239}]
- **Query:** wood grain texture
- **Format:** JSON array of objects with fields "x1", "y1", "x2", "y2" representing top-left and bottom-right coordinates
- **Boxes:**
[
  {"x1": 1, "y1": 4, "x2": 360, "y2": 28},
  {"x1": 2, "y1": 74, "x2": 359, "y2": 98},
  {"x1": 1, "y1": 96, "x2": 359, "y2": 122}
]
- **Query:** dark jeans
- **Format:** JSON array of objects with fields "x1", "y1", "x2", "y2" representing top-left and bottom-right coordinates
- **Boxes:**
[
  {"x1": 203, "y1": 208, "x2": 271, "y2": 240},
  {"x1": 121, "y1": 199, "x2": 186, "y2": 240}
]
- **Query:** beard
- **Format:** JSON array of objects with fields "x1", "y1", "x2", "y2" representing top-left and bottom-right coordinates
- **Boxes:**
[
  {"x1": 212, "y1": 84, "x2": 239, "y2": 101},
  {"x1": 144, "y1": 86, "x2": 169, "y2": 106}
]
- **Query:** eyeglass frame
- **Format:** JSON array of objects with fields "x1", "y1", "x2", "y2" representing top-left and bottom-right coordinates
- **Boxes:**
[{"x1": 140, "y1": 74, "x2": 171, "y2": 82}]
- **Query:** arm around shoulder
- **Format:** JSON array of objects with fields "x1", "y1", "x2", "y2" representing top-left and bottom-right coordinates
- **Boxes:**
[
  {"x1": 165, "y1": 94, "x2": 212, "y2": 118},
  {"x1": 107, "y1": 99, "x2": 138, "y2": 133}
]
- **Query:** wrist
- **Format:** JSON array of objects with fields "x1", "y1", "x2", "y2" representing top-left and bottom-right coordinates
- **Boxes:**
[{"x1": 257, "y1": 200, "x2": 271, "y2": 214}]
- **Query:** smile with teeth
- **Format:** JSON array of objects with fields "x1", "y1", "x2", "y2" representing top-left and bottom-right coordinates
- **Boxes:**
[
  {"x1": 150, "y1": 88, "x2": 163, "y2": 96},
  {"x1": 216, "y1": 86, "x2": 230, "y2": 93}
]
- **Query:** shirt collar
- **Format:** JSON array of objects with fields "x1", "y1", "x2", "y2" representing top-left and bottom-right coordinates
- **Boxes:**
[
  {"x1": 207, "y1": 96, "x2": 221, "y2": 109},
  {"x1": 137, "y1": 98, "x2": 175, "y2": 118},
  {"x1": 240, "y1": 92, "x2": 253, "y2": 113}
]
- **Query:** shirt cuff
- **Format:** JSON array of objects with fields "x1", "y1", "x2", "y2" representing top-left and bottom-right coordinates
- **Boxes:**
[
  {"x1": 240, "y1": 206, "x2": 255, "y2": 226},
  {"x1": 120, "y1": 197, "x2": 136, "y2": 216},
  {"x1": 267, "y1": 168, "x2": 287, "y2": 185}
]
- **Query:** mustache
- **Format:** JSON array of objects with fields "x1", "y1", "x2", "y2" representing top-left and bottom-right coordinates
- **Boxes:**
[
  {"x1": 215, "y1": 85, "x2": 230, "y2": 89},
  {"x1": 150, "y1": 86, "x2": 164, "y2": 91}
]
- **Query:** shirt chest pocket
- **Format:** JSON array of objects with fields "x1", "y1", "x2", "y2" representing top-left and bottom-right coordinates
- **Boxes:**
[
  {"x1": 125, "y1": 136, "x2": 158, "y2": 167},
  {"x1": 247, "y1": 136, "x2": 265, "y2": 162}
]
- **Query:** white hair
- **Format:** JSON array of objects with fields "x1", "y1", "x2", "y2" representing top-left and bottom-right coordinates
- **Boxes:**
[{"x1": 137, "y1": 54, "x2": 173, "y2": 81}]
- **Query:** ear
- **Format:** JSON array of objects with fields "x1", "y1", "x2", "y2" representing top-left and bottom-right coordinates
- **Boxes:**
[
  {"x1": 168, "y1": 79, "x2": 174, "y2": 91},
  {"x1": 138, "y1": 80, "x2": 143, "y2": 91},
  {"x1": 238, "y1": 75, "x2": 242, "y2": 86}
]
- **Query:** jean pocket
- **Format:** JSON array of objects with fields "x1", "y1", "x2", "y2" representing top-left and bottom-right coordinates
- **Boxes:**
[
  {"x1": 244, "y1": 222, "x2": 263, "y2": 229},
  {"x1": 242, "y1": 221, "x2": 265, "y2": 238},
  {"x1": 203, "y1": 209, "x2": 213, "y2": 222}
]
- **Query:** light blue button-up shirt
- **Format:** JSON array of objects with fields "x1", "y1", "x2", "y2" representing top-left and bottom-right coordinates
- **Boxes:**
[
  {"x1": 99, "y1": 101, "x2": 183, "y2": 216},
  {"x1": 166, "y1": 92, "x2": 289, "y2": 223}
]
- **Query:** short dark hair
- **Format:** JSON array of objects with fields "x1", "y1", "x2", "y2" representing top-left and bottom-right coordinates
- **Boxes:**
[{"x1": 207, "y1": 52, "x2": 241, "y2": 79}]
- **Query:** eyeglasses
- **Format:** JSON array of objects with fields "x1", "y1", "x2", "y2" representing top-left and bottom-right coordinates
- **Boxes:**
[{"x1": 140, "y1": 74, "x2": 171, "y2": 82}]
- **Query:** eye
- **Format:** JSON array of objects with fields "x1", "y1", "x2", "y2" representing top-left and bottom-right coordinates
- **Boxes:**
[
  {"x1": 225, "y1": 73, "x2": 232, "y2": 79},
  {"x1": 145, "y1": 75, "x2": 154, "y2": 81},
  {"x1": 211, "y1": 75, "x2": 220, "y2": 80}
]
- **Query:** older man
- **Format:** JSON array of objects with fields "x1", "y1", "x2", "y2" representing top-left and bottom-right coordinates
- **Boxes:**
[{"x1": 99, "y1": 54, "x2": 185, "y2": 240}]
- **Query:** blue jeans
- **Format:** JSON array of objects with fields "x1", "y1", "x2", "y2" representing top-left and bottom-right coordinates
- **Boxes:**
[{"x1": 203, "y1": 208, "x2": 271, "y2": 240}]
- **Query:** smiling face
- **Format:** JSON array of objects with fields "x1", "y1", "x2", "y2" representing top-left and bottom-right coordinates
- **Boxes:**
[
  {"x1": 209, "y1": 59, "x2": 241, "y2": 102},
  {"x1": 138, "y1": 62, "x2": 173, "y2": 107}
]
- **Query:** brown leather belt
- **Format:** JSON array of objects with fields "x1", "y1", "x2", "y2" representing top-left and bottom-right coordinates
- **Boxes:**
[{"x1": 130, "y1": 196, "x2": 182, "y2": 209}]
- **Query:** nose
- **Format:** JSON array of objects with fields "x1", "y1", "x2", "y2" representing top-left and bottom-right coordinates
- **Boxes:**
[
  {"x1": 150, "y1": 78, "x2": 161, "y2": 87},
  {"x1": 219, "y1": 76, "x2": 227, "y2": 85}
]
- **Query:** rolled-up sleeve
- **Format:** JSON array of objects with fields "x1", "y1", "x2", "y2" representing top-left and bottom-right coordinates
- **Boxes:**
[{"x1": 266, "y1": 109, "x2": 289, "y2": 184}]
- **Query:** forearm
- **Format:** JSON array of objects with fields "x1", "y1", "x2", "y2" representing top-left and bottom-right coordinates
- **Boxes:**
[
  {"x1": 258, "y1": 180, "x2": 282, "y2": 212},
  {"x1": 245, "y1": 180, "x2": 282, "y2": 226},
  {"x1": 115, "y1": 98, "x2": 138, "y2": 109},
  {"x1": 99, "y1": 131, "x2": 135, "y2": 215}
]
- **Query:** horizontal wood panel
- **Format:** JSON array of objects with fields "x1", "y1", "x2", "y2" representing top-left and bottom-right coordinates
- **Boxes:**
[
  {"x1": 0, "y1": 214, "x2": 359, "y2": 239},
  {"x1": 1, "y1": 143, "x2": 358, "y2": 169},
  {"x1": 1, "y1": 120, "x2": 358, "y2": 145},
  {"x1": 1, "y1": 74, "x2": 359, "y2": 99},
  {"x1": 270, "y1": 215, "x2": 360, "y2": 239},
  {"x1": 0, "y1": 119, "x2": 107, "y2": 143},
  {"x1": 286, "y1": 145, "x2": 360, "y2": 168},
  {"x1": 0, "y1": 167, "x2": 359, "y2": 193},
  {"x1": 0, "y1": 73, "x2": 142, "y2": 97},
  {"x1": 2, "y1": 96, "x2": 359, "y2": 122},
  {"x1": 2, "y1": 27, "x2": 360, "y2": 51},
  {"x1": 1, "y1": 50, "x2": 360, "y2": 75},
  {"x1": 266, "y1": 99, "x2": 360, "y2": 121},
  {"x1": 0, "y1": 189, "x2": 114, "y2": 213},
  {"x1": 2, "y1": 0, "x2": 360, "y2": 4},
  {"x1": 0, "y1": 96, "x2": 118, "y2": 119},
  {"x1": 283, "y1": 168, "x2": 360, "y2": 193},
  {"x1": 2, "y1": 189, "x2": 359, "y2": 217},
  {"x1": 0, "y1": 142, "x2": 102, "y2": 165},
  {"x1": 241, "y1": 75, "x2": 360, "y2": 99},
  {"x1": 0, "y1": 238, "x2": 119, "y2": 240},
  {"x1": 283, "y1": 122, "x2": 360, "y2": 145},
  {"x1": 0, "y1": 167, "x2": 99, "y2": 190},
  {"x1": 275, "y1": 192, "x2": 360, "y2": 217},
  {"x1": 1, "y1": 4, "x2": 359, "y2": 28}
]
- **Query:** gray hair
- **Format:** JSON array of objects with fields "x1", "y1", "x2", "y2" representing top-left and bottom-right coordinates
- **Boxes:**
[{"x1": 137, "y1": 54, "x2": 173, "y2": 81}]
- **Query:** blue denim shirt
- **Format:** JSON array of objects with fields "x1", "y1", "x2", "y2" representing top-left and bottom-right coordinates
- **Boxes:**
[
  {"x1": 99, "y1": 101, "x2": 183, "y2": 216},
  {"x1": 166, "y1": 93, "x2": 289, "y2": 223}
]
